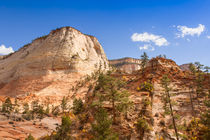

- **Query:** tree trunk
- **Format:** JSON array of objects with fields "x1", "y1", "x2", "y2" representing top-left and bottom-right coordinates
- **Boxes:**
[
  {"x1": 139, "y1": 129, "x2": 144, "y2": 140},
  {"x1": 167, "y1": 90, "x2": 179, "y2": 140}
]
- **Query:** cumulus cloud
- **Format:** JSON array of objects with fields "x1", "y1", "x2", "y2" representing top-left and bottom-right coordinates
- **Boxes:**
[
  {"x1": 131, "y1": 32, "x2": 169, "y2": 46},
  {"x1": 207, "y1": 36, "x2": 210, "y2": 39},
  {"x1": 139, "y1": 44, "x2": 155, "y2": 51},
  {"x1": 0, "y1": 44, "x2": 14, "y2": 55},
  {"x1": 176, "y1": 24, "x2": 205, "y2": 38}
]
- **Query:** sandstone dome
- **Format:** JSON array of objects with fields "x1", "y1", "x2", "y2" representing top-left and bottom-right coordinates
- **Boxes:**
[{"x1": 0, "y1": 27, "x2": 109, "y2": 97}]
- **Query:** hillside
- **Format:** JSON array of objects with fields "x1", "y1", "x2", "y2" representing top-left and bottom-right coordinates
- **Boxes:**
[{"x1": 0, "y1": 28, "x2": 209, "y2": 140}]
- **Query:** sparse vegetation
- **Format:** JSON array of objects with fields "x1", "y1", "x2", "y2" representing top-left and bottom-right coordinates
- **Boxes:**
[
  {"x1": 91, "y1": 107, "x2": 118, "y2": 140},
  {"x1": 72, "y1": 98, "x2": 84, "y2": 115},
  {"x1": 25, "y1": 134, "x2": 35, "y2": 140},
  {"x1": 94, "y1": 73, "x2": 133, "y2": 124},
  {"x1": 136, "y1": 117, "x2": 151, "y2": 140},
  {"x1": 1, "y1": 97, "x2": 13, "y2": 113},
  {"x1": 161, "y1": 75, "x2": 179, "y2": 140}
]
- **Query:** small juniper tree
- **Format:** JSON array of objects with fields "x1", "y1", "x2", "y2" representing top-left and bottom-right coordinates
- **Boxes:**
[{"x1": 161, "y1": 75, "x2": 179, "y2": 140}]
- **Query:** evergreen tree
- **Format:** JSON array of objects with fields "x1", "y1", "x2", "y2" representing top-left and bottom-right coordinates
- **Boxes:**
[
  {"x1": 140, "y1": 52, "x2": 149, "y2": 74},
  {"x1": 188, "y1": 63, "x2": 196, "y2": 116},
  {"x1": 136, "y1": 117, "x2": 151, "y2": 140},
  {"x1": 72, "y1": 98, "x2": 84, "y2": 115},
  {"x1": 54, "y1": 115, "x2": 72, "y2": 140},
  {"x1": 194, "y1": 62, "x2": 205, "y2": 99},
  {"x1": 161, "y1": 75, "x2": 179, "y2": 140},
  {"x1": 94, "y1": 74, "x2": 132, "y2": 124},
  {"x1": 23, "y1": 103, "x2": 30, "y2": 114},
  {"x1": 91, "y1": 107, "x2": 118, "y2": 140},
  {"x1": 2, "y1": 97, "x2": 13, "y2": 113},
  {"x1": 61, "y1": 96, "x2": 68, "y2": 113},
  {"x1": 204, "y1": 66, "x2": 210, "y2": 74}
]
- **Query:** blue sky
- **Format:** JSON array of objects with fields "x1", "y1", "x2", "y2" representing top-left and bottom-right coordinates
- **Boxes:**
[{"x1": 0, "y1": 0, "x2": 210, "y2": 66}]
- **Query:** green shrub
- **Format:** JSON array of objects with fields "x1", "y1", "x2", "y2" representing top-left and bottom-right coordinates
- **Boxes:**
[
  {"x1": 136, "y1": 117, "x2": 151, "y2": 137},
  {"x1": 72, "y1": 98, "x2": 84, "y2": 115},
  {"x1": 2, "y1": 97, "x2": 13, "y2": 113},
  {"x1": 25, "y1": 133, "x2": 35, "y2": 140},
  {"x1": 139, "y1": 81, "x2": 153, "y2": 93}
]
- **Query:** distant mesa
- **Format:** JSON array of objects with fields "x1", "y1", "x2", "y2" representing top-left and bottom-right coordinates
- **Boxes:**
[{"x1": 109, "y1": 57, "x2": 141, "y2": 74}]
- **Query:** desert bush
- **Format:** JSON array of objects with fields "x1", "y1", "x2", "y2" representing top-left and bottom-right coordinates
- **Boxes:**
[
  {"x1": 72, "y1": 98, "x2": 84, "y2": 115},
  {"x1": 2, "y1": 97, "x2": 13, "y2": 113},
  {"x1": 25, "y1": 133, "x2": 35, "y2": 140}
]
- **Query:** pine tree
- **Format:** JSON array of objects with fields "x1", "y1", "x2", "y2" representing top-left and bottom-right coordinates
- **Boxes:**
[
  {"x1": 94, "y1": 74, "x2": 132, "y2": 124},
  {"x1": 161, "y1": 75, "x2": 179, "y2": 140},
  {"x1": 136, "y1": 117, "x2": 151, "y2": 140},
  {"x1": 72, "y1": 98, "x2": 84, "y2": 115},
  {"x1": 54, "y1": 115, "x2": 72, "y2": 140},
  {"x1": 204, "y1": 66, "x2": 210, "y2": 74},
  {"x1": 140, "y1": 52, "x2": 149, "y2": 74},
  {"x1": 194, "y1": 62, "x2": 204, "y2": 100},
  {"x1": 61, "y1": 96, "x2": 68, "y2": 113},
  {"x1": 188, "y1": 63, "x2": 196, "y2": 116},
  {"x1": 91, "y1": 107, "x2": 118, "y2": 140}
]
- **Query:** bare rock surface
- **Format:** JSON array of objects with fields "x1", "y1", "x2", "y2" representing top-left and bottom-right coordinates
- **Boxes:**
[
  {"x1": 0, "y1": 116, "x2": 61, "y2": 140},
  {"x1": 0, "y1": 27, "x2": 109, "y2": 98},
  {"x1": 109, "y1": 57, "x2": 141, "y2": 74}
]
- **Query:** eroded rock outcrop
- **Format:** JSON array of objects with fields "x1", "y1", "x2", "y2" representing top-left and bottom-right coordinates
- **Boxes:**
[
  {"x1": 0, "y1": 27, "x2": 109, "y2": 98},
  {"x1": 109, "y1": 57, "x2": 141, "y2": 74}
]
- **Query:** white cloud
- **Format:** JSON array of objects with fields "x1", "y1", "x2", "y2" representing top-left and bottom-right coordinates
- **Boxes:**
[
  {"x1": 207, "y1": 36, "x2": 210, "y2": 39},
  {"x1": 139, "y1": 44, "x2": 155, "y2": 51},
  {"x1": 177, "y1": 24, "x2": 205, "y2": 38},
  {"x1": 0, "y1": 44, "x2": 14, "y2": 55},
  {"x1": 131, "y1": 32, "x2": 169, "y2": 47},
  {"x1": 186, "y1": 38, "x2": 191, "y2": 42}
]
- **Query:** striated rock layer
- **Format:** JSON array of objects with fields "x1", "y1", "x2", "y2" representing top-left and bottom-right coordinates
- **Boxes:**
[
  {"x1": 0, "y1": 27, "x2": 109, "y2": 98},
  {"x1": 109, "y1": 57, "x2": 141, "y2": 74}
]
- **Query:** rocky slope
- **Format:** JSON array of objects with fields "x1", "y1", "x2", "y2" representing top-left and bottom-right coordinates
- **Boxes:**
[
  {"x1": 179, "y1": 63, "x2": 191, "y2": 71},
  {"x1": 109, "y1": 57, "x2": 141, "y2": 73},
  {"x1": 108, "y1": 57, "x2": 209, "y2": 139},
  {"x1": 0, "y1": 27, "x2": 109, "y2": 100}
]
